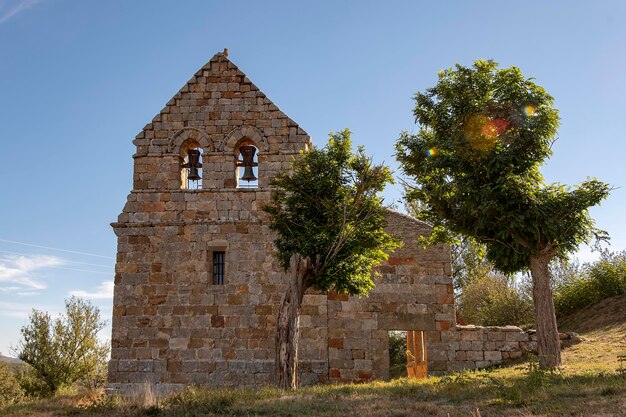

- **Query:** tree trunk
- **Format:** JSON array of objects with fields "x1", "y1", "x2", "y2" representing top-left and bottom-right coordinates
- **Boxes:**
[
  {"x1": 529, "y1": 252, "x2": 561, "y2": 369},
  {"x1": 275, "y1": 254, "x2": 311, "y2": 390}
]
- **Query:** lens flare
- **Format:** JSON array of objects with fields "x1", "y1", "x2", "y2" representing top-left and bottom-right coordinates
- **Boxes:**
[
  {"x1": 427, "y1": 148, "x2": 437, "y2": 157},
  {"x1": 523, "y1": 105, "x2": 536, "y2": 117},
  {"x1": 464, "y1": 114, "x2": 509, "y2": 151}
]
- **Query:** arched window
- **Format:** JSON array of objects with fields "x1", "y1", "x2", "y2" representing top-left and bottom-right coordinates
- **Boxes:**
[
  {"x1": 235, "y1": 140, "x2": 258, "y2": 189},
  {"x1": 181, "y1": 142, "x2": 203, "y2": 190}
]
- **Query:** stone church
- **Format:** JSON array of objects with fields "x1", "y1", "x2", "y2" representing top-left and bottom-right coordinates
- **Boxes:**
[{"x1": 108, "y1": 50, "x2": 531, "y2": 394}]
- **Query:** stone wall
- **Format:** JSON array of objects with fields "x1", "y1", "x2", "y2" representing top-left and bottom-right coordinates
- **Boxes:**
[
  {"x1": 109, "y1": 51, "x2": 315, "y2": 394},
  {"x1": 439, "y1": 326, "x2": 579, "y2": 373},
  {"x1": 443, "y1": 325, "x2": 528, "y2": 372},
  {"x1": 109, "y1": 204, "x2": 454, "y2": 393},
  {"x1": 109, "y1": 50, "x2": 464, "y2": 395},
  {"x1": 130, "y1": 51, "x2": 311, "y2": 192},
  {"x1": 316, "y1": 211, "x2": 454, "y2": 384}
]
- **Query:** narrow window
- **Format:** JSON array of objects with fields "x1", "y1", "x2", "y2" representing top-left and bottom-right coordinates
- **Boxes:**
[{"x1": 212, "y1": 251, "x2": 225, "y2": 285}]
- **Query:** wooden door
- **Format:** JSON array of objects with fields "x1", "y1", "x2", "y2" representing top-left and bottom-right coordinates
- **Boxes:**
[{"x1": 406, "y1": 330, "x2": 428, "y2": 379}]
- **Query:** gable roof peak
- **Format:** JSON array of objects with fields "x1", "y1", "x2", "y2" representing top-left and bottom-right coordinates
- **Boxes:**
[{"x1": 201, "y1": 48, "x2": 235, "y2": 72}]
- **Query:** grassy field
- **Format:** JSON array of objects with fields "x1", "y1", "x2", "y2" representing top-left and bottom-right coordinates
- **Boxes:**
[{"x1": 2, "y1": 296, "x2": 625, "y2": 417}]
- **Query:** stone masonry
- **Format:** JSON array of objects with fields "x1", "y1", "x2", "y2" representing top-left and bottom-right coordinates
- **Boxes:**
[{"x1": 108, "y1": 51, "x2": 536, "y2": 394}]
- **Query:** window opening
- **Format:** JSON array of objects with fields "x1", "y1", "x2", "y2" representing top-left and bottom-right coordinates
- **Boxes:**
[
  {"x1": 182, "y1": 148, "x2": 203, "y2": 190},
  {"x1": 236, "y1": 145, "x2": 258, "y2": 189},
  {"x1": 213, "y1": 251, "x2": 225, "y2": 285}
]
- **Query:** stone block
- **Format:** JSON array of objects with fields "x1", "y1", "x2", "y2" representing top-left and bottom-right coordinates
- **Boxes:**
[
  {"x1": 466, "y1": 351, "x2": 484, "y2": 361},
  {"x1": 471, "y1": 341, "x2": 484, "y2": 350},
  {"x1": 448, "y1": 361, "x2": 475, "y2": 372},
  {"x1": 505, "y1": 331, "x2": 529, "y2": 342},
  {"x1": 459, "y1": 331, "x2": 480, "y2": 341},
  {"x1": 484, "y1": 351, "x2": 502, "y2": 361}
]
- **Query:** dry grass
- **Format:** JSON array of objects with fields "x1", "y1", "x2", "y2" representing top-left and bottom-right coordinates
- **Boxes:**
[
  {"x1": 560, "y1": 294, "x2": 626, "y2": 374},
  {"x1": 2, "y1": 360, "x2": 624, "y2": 417},
  {"x1": 2, "y1": 296, "x2": 624, "y2": 417}
]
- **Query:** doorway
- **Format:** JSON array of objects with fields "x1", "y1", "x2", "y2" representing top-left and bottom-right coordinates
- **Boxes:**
[
  {"x1": 388, "y1": 330, "x2": 428, "y2": 380},
  {"x1": 406, "y1": 330, "x2": 428, "y2": 379}
]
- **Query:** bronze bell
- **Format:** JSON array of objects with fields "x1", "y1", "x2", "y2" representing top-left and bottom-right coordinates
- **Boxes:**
[
  {"x1": 237, "y1": 145, "x2": 258, "y2": 182},
  {"x1": 182, "y1": 149, "x2": 202, "y2": 181}
]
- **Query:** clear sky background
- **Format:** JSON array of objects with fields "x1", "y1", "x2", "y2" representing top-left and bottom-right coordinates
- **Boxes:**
[{"x1": 0, "y1": 0, "x2": 624, "y2": 356}]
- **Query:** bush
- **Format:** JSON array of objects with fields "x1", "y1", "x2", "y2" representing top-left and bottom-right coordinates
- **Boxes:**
[
  {"x1": 555, "y1": 250, "x2": 626, "y2": 316},
  {"x1": 14, "y1": 296, "x2": 109, "y2": 394},
  {"x1": 457, "y1": 274, "x2": 534, "y2": 326},
  {"x1": 15, "y1": 365, "x2": 53, "y2": 398},
  {"x1": 0, "y1": 361, "x2": 25, "y2": 406}
]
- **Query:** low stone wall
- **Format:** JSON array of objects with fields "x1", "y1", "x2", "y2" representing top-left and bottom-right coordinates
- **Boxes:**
[
  {"x1": 444, "y1": 325, "x2": 528, "y2": 372},
  {"x1": 443, "y1": 325, "x2": 580, "y2": 372}
]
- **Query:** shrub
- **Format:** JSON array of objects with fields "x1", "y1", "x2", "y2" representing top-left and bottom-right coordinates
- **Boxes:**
[
  {"x1": 457, "y1": 274, "x2": 534, "y2": 326},
  {"x1": 0, "y1": 361, "x2": 25, "y2": 406},
  {"x1": 554, "y1": 250, "x2": 626, "y2": 316},
  {"x1": 15, "y1": 365, "x2": 52, "y2": 398},
  {"x1": 14, "y1": 296, "x2": 109, "y2": 394}
]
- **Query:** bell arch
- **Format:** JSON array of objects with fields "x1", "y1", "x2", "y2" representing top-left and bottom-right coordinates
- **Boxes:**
[
  {"x1": 223, "y1": 126, "x2": 269, "y2": 154},
  {"x1": 234, "y1": 137, "x2": 259, "y2": 189},
  {"x1": 179, "y1": 138, "x2": 204, "y2": 190},
  {"x1": 167, "y1": 128, "x2": 212, "y2": 154}
]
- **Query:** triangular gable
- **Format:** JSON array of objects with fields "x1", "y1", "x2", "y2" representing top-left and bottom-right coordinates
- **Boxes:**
[{"x1": 133, "y1": 50, "x2": 311, "y2": 156}]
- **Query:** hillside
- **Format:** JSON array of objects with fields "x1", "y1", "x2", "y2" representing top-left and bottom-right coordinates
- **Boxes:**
[
  {"x1": 559, "y1": 294, "x2": 626, "y2": 374},
  {"x1": 0, "y1": 355, "x2": 23, "y2": 365},
  {"x1": 559, "y1": 293, "x2": 626, "y2": 333}
]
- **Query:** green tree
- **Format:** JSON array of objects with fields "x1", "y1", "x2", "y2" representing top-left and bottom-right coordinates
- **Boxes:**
[
  {"x1": 406, "y1": 192, "x2": 492, "y2": 292},
  {"x1": 263, "y1": 130, "x2": 399, "y2": 389},
  {"x1": 14, "y1": 297, "x2": 109, "y2": 394},
  {"x1": 458, "y1": 274, "x2": 534, "y2": 326},
  {"x1": 396, "y1": 60, "x2": 610, "y2": 368}
]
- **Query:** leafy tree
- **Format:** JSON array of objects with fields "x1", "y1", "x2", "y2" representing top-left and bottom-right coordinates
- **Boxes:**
[
  {"x1": 263, "y1": 130, "x2": 399, "y2": 389},
  {"x1": 449, "y1": 238, "x2": 491, "y2": 291},
  {"x1": 458, "y1": 274, "x2": 534, "y2": 326},
  {"x1": 406, "y1": 192, "x2": 492, "y2": 292},
  {"x1": 396, "y1": 60, "x2": 610, "y2": 368},
  {"x1": 14, "y1": 297, "x2": 109, "y2": 394}
]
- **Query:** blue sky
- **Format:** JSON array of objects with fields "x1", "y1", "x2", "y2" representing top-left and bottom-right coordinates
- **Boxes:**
[{"x1": 0, "y1": 0, "x2": 624, "y2": 355}]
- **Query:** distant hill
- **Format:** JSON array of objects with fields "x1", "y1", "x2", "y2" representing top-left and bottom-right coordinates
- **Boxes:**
[{"x1": 0, "y1": 354, "x2": 23, "y2": 364}]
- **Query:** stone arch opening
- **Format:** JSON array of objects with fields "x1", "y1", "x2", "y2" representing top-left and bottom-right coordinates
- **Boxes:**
[
  {"x1": 234, "y1": 138, "x2": 259, "y2": 189},
  {"x1": 168, "y1": 128, "x2": 212, "y2": 154},
  {"x1": 224, "y1": 126, "x2": 268, "y2": 154},
  {"x1": 180, "y1": 139, "x2": 204, "y2": 190}
]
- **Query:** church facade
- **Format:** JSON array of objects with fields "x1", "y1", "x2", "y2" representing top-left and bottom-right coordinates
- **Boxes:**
[{"x1": 108, "y1": 51, "x2": 529, "y2": 394}]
